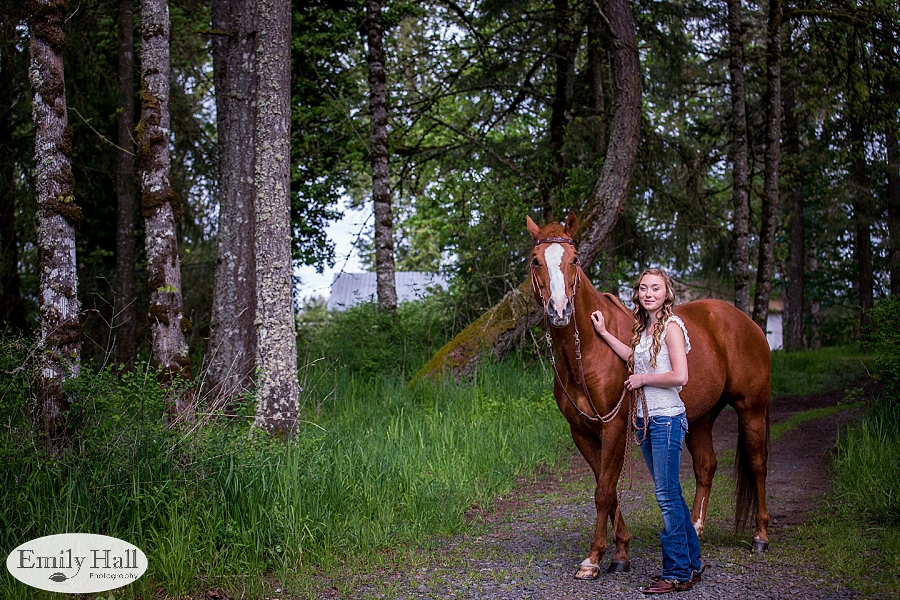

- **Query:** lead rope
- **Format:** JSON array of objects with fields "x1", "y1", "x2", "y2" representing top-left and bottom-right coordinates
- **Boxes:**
[
  {"x1": 532, "y1": 265, "x2": 626, "y2": 423},
  {"x1": 611, "y1": 386, "x2": 649, "y2": 543}
]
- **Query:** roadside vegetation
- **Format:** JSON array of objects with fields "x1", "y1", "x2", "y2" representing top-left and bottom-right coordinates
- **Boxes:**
[
  {"x1": 788, "y1": 296, "x2": 900, "y2": 599},
  {"x1": 0, "y1": 297, "x2": 572, "y2": 599},
  {"x1": 2, "y1": 295, "x2": 898, "y2": 599}
]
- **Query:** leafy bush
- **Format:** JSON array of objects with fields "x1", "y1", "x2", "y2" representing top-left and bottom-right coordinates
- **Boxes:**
[
  {"x1": 866, "y1": 295, "x2": 900, "y2": 396},
  {"x1": 298, "y1": 291, "x2": 459, "y2": 378}
]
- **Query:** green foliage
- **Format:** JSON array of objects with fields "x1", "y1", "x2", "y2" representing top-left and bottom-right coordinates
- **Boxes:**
[
  {"x1": 866, "y1": 295, "x2": 900, "y2": 395},
  {"x1": 297, "y1": 292, "x2": 460, "y2": 379},
  {"x1": 0, "y1": 326, "x2": 570, "y2": 598},
  {"x1": 770, "y1": 345, "x2": 871, "y2": 398},
  {"x1": 831, "y1": 397, "x2": 900, "y2": 525}
]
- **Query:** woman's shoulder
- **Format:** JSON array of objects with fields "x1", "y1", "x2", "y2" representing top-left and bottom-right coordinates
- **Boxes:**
[{"x1": 661, "y1": 315, "x2": 691, "y2": 353}]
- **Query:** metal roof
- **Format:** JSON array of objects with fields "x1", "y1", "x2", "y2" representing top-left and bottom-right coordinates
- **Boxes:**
[{"x1": 327, "y1": 272, "x2": 449, "y2": 311}]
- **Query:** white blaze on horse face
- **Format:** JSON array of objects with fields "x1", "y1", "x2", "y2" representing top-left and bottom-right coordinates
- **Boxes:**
[{"x1": 545, "y1": 243, "x2": 568, "y2": 318}]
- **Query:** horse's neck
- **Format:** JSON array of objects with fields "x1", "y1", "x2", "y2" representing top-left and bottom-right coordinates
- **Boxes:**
[{"x1": 550, "y1": 275, "x2": 629, "y2": 366}]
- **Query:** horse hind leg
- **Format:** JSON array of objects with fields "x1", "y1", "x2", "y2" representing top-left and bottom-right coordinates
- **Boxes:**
[
  {"x1": 684, "y1": 413, "x2": 718, "y2": 538},
  {"x1": 735, "y1": 403, "x2": 770, "y2": 552}
]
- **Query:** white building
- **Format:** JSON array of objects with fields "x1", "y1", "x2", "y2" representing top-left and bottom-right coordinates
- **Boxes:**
[{"x1": 327, "y1": 272, "x2": 449, "y2": 311}]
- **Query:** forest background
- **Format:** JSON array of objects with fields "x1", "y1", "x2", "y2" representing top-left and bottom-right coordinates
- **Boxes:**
[
  {"x1": 2, "y1": 0, "x2": 898, "y2": 369},
  {"x1": 1, "y1": 0, "x2": 899, "y2": 597}
]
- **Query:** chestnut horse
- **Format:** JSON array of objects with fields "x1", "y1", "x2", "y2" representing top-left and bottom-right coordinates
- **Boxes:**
[{"x1": 527, "y1": 213, "x2": 770, "y2": 579}]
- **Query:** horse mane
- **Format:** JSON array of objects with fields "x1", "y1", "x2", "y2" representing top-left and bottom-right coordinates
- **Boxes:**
[{"x1": 600, "y1": 292, "x2": 631, "y2": 316}]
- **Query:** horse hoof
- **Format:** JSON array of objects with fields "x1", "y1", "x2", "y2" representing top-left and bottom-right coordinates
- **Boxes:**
[
  {"x1": 574, "y1": 562, "x2": 601, "y2": 580},
  {"x1": 752, "y1": 539, "x2": 769, "y2": 553},
  {"x1": 607, "y1": 560, "x2": 631, "y2": 573}
]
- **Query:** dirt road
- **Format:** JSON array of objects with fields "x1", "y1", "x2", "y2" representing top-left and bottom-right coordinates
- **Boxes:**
[{"x1": 321, "y1": 389, "x2": 866, "y2": 600}]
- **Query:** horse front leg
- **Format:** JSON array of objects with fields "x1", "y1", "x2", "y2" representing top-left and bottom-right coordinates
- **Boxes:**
[
  {"x1": 601, "y1": 425, "x2": 631, "y2": 573},
  {"x1": 569, "y1": 424, "x2": 631, "y2": 579}
]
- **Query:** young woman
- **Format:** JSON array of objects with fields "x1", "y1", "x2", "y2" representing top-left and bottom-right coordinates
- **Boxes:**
[{"x1": 590, "y1": 268, "x2": 702, "y2": 594}]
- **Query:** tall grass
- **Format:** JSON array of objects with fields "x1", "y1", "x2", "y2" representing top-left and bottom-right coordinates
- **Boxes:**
[
  {"x1": 770, "y1": 344, "x2": 870, "y2": 397},
  {"x1": 0, "y1": 304, "x2": 572, "y2": 598},
  {"x1": 831, "y1": 398, "x2": 900, "y2": 524}
]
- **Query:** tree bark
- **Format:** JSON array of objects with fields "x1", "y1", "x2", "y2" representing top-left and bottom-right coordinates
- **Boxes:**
[
  {"x1": 114, "y1": 0, "x2": 137, "y2": 370},
  {"x1": 885, "y1": 77, "x2": 900, "y2": 297},
  {"x1": 366, "y1": 0, "x2": 397, "y2": 313},
  {"x1": 752, "y1": 0, "x2": 782, "y2": 331},
  {"x1": 587, "y1": 7, "x2": 608, "y2": 158},
  {"x1": 0, "y1": 13, "x2": 25, "y2": 331},
  {"x1": 806, "y1": 249, "x2": 820, "y2": 349},
  {"x1": 571, "y1": 0, "x2": 641, "y2": 265},
  {"x1": 138, "y1": 0, "x2": 193, "y2": 417},
  {"x1": 849, "y1": 115, "x2": 873, "y2": 337},
  {"x1": 543, "y1": 0, "x2": 579, "y2": 219},
  {"x1": 28, "y1": 0, "x2": 82, "y2": 447},
  {"x1": 207, "y1": 0, "x2": 258, "y2": 408},
  {"x1": 782, "y1": 54, "x2": 804, "y2": 351},
  {"x1": 253, "y1": 0, "x2": 298, "y2": 435},
  {"x1": 413, "y1": 0, "x2": 641, "y2": 381},
  {"x1": 726, "y1": 0, "x2": 751, "y2": 317}
]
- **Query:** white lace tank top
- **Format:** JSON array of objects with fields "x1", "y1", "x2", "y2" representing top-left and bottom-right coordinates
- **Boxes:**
[{"x1": 633, "y1": 315, "x2": 691, "y2": 418}]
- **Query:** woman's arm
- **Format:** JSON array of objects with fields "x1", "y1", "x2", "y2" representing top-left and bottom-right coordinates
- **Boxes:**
[
  {"x1": 590, "y1": 310, "x2": 632, "y2": 362},
  {"x1": 626, "y1": 321, "x2": 689, "y2": 390}
]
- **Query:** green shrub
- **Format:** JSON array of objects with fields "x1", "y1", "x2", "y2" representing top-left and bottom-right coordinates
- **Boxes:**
[
  {"x1": 832, "y1": 397, "x2": 900, "y2": 525},
  {"x1": 298, "y1": 292, "x2": 459, "y2": 378},
  {"x1": 867, "y1": 295, "x2": 900, "y2": 396}
]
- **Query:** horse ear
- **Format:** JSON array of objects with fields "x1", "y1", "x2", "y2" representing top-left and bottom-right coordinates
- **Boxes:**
[
  {"x1": 564, "y1": 211, "x2": 578, "y2": 238},
  {"x1": 526, "y1": 216, "x2": 541, "y2": 240}
]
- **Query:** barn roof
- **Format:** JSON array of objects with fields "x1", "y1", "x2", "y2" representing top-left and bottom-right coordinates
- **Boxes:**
[{"x1": 327, "y1": 272, "x2": 449, "y2": 311}]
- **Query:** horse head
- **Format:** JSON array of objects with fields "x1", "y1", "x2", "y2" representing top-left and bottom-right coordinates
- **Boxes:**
[{"x1": 526, "y1": 212, "x2": 581, "y2": 328}]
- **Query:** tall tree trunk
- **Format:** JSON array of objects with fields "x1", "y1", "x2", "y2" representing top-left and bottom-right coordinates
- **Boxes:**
[
  {"x1": 28, "y1": 0, "x2": 82, "y2": 447},
  {"x1": 885, "y1": 78, "x2": 900, "y2": 297},
  {"x1": 114, "y1": 0, "x2": 137, "y2": 370},
  {"x1": 806, "y1": 249, "x2": 820, "y2": 349},
  {"x1": 0, "y1": 14, "x2": 24, "y2": 331},
  {"x1": 726, "y1": 0, "x2": 751, "y2": 316},
  {"x1": 253, "y1": 0, "x2": 298, "y2": 435},
  {"x1": 574, "y1": 0, "x2": 641, "y2": 264},
  {"x1": 587, "y1": 7, "x2": 608, "y2": 158},
  {"x1": 752, "y1": 0, "x2": 782, "y2": 331},
  {"x1": 207, "y1": 0, "x2": 257, "y2": 408},
  {"x1": 366, "y1": 0, "x2": 397, "y2": 313},
  {"x1": 782, "y1": 53, "x2": 804, "y2": 351},
  {"x1": 543, "y1": 0, "x2": 579, "y2": 219},
  {"x1": 138, "y1": 0, "x2": 193, "y2": 418},
  {"x1": 849, "y1": 115, "x2": 873, "y2": 337},
  {"x1": 414, "y1": 0, "x2": 641, "y2": 381}
]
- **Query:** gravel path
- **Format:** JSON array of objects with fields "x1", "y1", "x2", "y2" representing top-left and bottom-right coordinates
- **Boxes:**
[{"x1": 318, "y1": 390, "x2": 866, "y2": 600}]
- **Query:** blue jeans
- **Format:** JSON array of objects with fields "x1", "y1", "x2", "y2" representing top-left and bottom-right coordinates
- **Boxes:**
[{"x1": 637, "y1": 413, "x2": 702, "y2": 582}]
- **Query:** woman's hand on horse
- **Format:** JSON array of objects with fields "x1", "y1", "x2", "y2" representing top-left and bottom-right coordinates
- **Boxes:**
[
  {"x1": 591, "y1": 310, "x2": 607, "y2": 336},
  {"x1": 625, "y1": 374, "x2": 645, "y2": 391}
]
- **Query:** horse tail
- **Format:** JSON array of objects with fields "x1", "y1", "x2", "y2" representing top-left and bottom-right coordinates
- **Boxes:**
[{"x1": 733, "y1": 403, "x2": 769, "y2": 534}]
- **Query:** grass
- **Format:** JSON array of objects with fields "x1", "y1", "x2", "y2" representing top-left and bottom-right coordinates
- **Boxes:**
[
  {"x1": 786, "y1": 395, "x2": 900, "y2": 599},
  {"x1": 2, "y1": 322, "x2": 896, "y2": 599},
  {"x1": 770, "y1": 344, "x2": 871, "y2": 398},
  {"x1": 0, "y1": 337, "x2": 573, "y2": 599}
]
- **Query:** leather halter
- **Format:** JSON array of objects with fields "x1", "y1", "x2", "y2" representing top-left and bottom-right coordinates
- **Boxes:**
[
  {"x1": 533, "y1": 236, "x2": 575, "y2": 247},
  {"x1": 529, "y1": 240, "x2": 618, "y2": 423}
]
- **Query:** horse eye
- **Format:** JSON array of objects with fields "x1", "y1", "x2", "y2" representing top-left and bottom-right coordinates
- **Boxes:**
[{"x1": 573, "y1": 256, "x2": 579, "y2": 265}]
